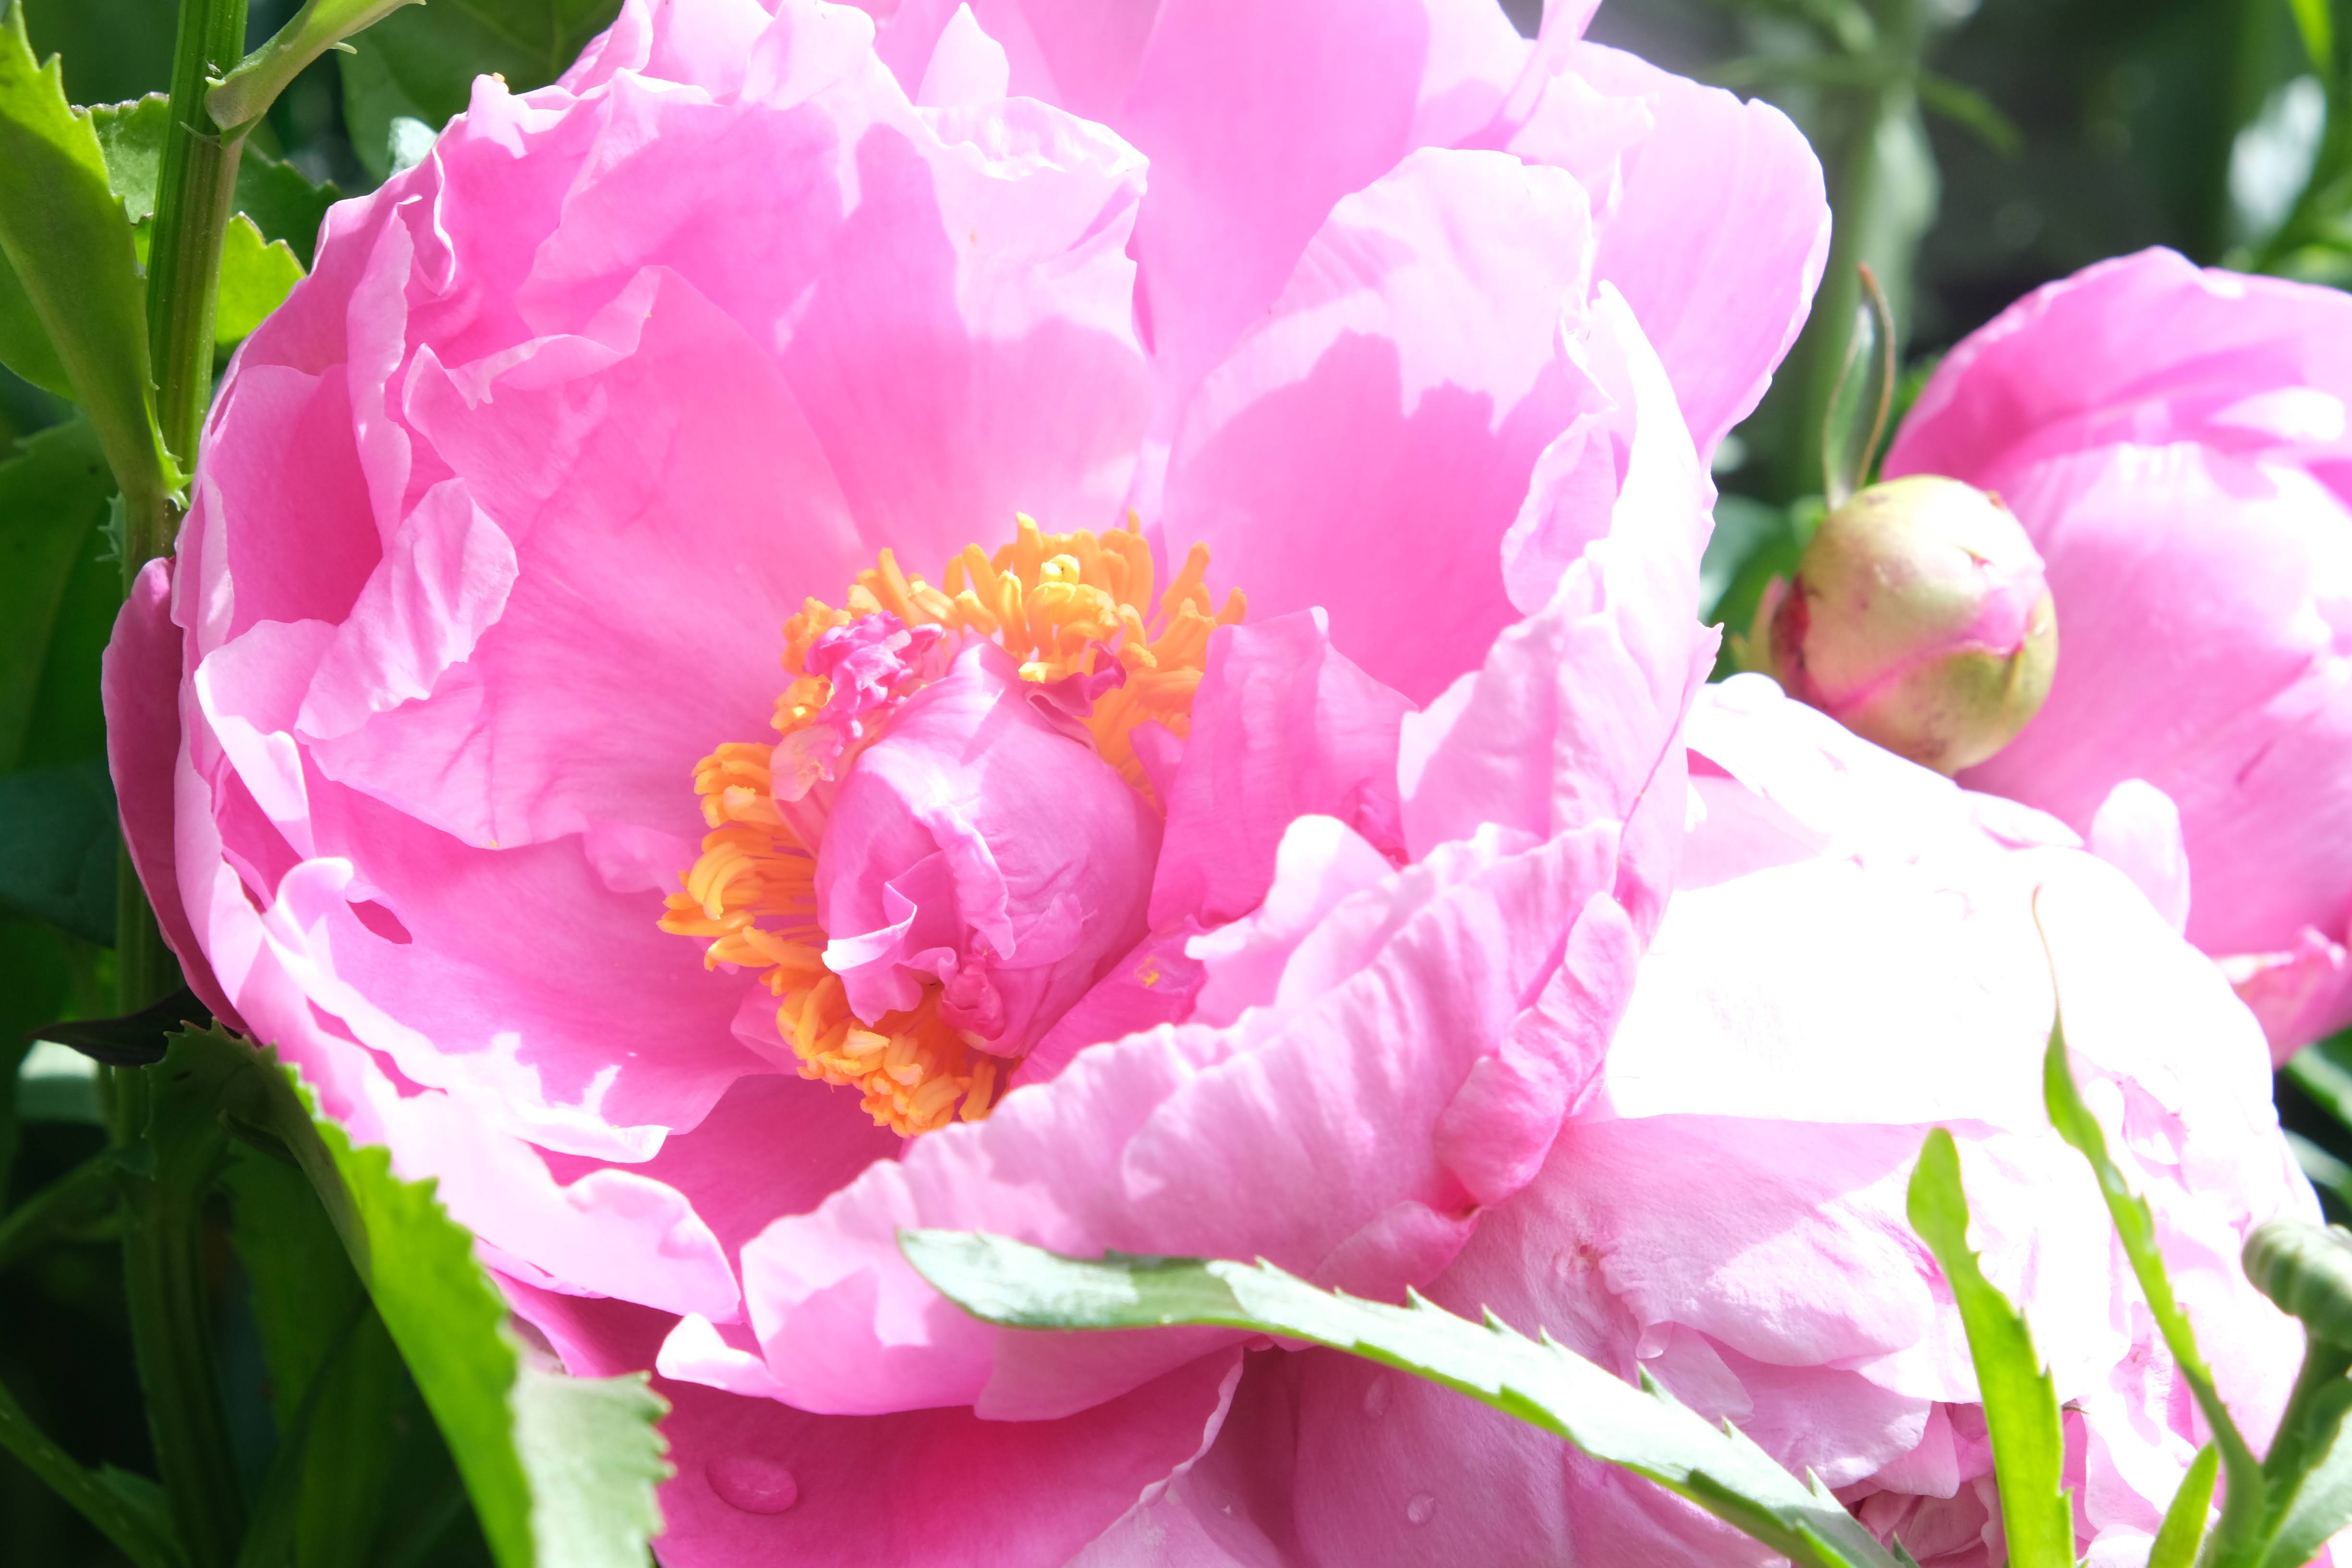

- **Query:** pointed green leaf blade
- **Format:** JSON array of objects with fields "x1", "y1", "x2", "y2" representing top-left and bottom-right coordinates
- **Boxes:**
[
  {"x1": 171, "y1": 1026, "x2": 671, "y2": 1568},
  {"x1": 0, "y1": 7, "x2": 172, "y2": 504},
  {"x1": 213, "y1": 213, "x2": 302, "y2": 346},
  {"x1": 2043, "y1": 1021, "x2": 2267, "y2": 1553},
  {"x1": 2147, "y1": 1444, "x2": 2215, "y2": 1568},
  {"x1": 901, "y1": 1231, "x2": 1903, "y2": 1568},
  {"x1": 89, "y1": 94, "x2": 169, "y2": 224},
  {"x1": 1904, "y1": 1128, "x2": 2073, "y2": 1568}
]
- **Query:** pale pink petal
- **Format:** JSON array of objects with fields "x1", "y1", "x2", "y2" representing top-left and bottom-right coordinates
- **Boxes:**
[
  {"x1": 1148, "y1": 611, "x2": 1411, "y2": 931},
  {"x1": 1885, "y1": 250, "x2": 2352, "y2": 1050},
  {"x1": 2085, "y1": 779, "x2": 2191, "y2": 935},
  {"x1": 1396, "y1": 289, "x2": 1716, "y2": 941},
  {"x1": 1551, "y1": 43, "x2": 1830, "y2": 458},
  {"x1": 1159, "y1": 146, "x2": 1609, "y2": 704},
  {"x1": 739, "y1": 821, "x2": 1630, "y2": 1417},
  {"x1": 501, "y1": 1278, "x2": 1251, "y2": 1568},
  {"x1": 105, "y1": 560, "x2": 238, "y2": 1024},
  {"x1": 1114, "y1": 0, "x2": 1525, "y2": 423}
]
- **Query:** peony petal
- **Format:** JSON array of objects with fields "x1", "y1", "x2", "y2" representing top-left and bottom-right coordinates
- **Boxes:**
[
  {"x1": 1549, "y1": 43, "x2": 1829, "y2": 459},
  {"x1": 1148, "y1": 611, "x2": 1411, "y2": 931},
  {"x1": 1160, "y1": 147, "x2": 1610, "y2": 705},
  {"x1": 739, "y1": 821, "x2": 1629, "y2": 1417},
  {"x1": 1397, "y1": 287, "x2": 1715, "y2": 940}
]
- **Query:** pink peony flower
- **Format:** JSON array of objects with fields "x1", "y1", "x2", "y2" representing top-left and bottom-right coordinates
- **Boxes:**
[
  {"x1": 102, "y1": 0, "x2": 1834, "y2": 1556},
  {"x1": 1883, "y1": 247, "x2": 2352, "y2": 1060},
  {"x1": 1074, "y1": 678, "x2": 2307, "y2": 1567}
]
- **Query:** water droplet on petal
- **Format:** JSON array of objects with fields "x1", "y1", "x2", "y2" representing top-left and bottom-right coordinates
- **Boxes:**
[
  {"x1": 1406, "y1": 1493, "x2": 1436, "y2": 1526},
  {"x1": 1362, "y1": 1375, "x2": 1391, "y2": 1417},
  {"x1": 708, "y1": 1454, "x2": 800, "y2": 1514}
]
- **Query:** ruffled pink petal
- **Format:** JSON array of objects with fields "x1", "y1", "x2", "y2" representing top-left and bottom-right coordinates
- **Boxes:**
[
  {"x1": 814, "y1": 641, "x2": 1160, "y2": 1049},
  {"x1": 148, "y1": 7, "x2": 1161, "y2": 1162},
  {"x1": 1067, "y1": 1349, "x2": 1302, "y2": 1567},
  {"x1": 1112, "y1": 0, "x2": 1525, "y2": 424},
  {"x1": 1546, "y1": 43, "x2": 1829, "y2": 459},
  {"x1": 500, "y1": 1276, "x2": 1250, "y2": 1568},
  {"x1": 1884, "y1": 250, "x2": 2352, "y2": 1049},
  {"x1": 162, "y1": 766, "x2": 742, "y2": 1318},
  {"x1": 1396, "y1": 288, "x2": 1716, "y2": 939},
  {"x1": 1160, "y1": 146, "x2": 1611, "y2": 705},
  {"x1": 2085, "y1": 778, "x2": 2191, "y2": 936},
  {"x1": 1148, "y1": 611, "x2": 1410, "y2": 930},
  {"x1": 104, "y1": 560, "x2": 238, "y2": 1024},
  {"x1": 738, "y1": 819, "x2": 1632, "y2": 1417}
]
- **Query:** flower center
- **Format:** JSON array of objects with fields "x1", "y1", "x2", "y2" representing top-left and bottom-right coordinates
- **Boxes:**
[{"x1": 660, "y1": 513, "x2": 1243, "y2": 1135}]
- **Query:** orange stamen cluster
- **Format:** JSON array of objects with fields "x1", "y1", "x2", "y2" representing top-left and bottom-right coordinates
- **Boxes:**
[{"x1": 660, "y1": 513, "x2": 1243, "y2": 1135}]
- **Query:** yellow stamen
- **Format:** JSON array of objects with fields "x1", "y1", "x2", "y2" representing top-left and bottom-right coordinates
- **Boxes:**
[{"x1": 660, "y1": 512, "x2": 1242, "y2": 1134}]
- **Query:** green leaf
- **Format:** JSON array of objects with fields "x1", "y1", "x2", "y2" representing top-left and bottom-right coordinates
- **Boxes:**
[
  {"x1": 2291, "y1": 0, "x2": 2334, "y2": 76},
  {"x1": 2288, "y1": 1030, "x2": 2352, "y2": 1132},
  {"x1": 91, "y1": 93, "x2": 332, "y2": 291},
  {"x1": 1904, "y1": 1129, "x2": 2073, "y2": 1568},
  {"x1": 901, "y1": 1231, "x2": 1905, "y2": 1568},
  {"x1": 208, "y1": 0, "x2": 426, "y2": 135},
  {"x1": 2258, "y1": 1378, "x2": 2352, "y2": 1568},
  {"x1": 338, "y1": 0, "x2": 622, "y2": 181},
  {"x1": 233, "y1": 146, "x2": 337, "y2": 270},
  {"x1": 228, "y1": 1146, "x2": 496, "y2": 1568},
  {"x1": 2044, "y1": 1022, "x2": 2268, "y2": 1554},
  {"x1": 0, "y1": 413, "x2": 112, "y2": 771},
  {"x1": 0, "y1": 760, "x2": 117, "y2": 943},
  {"x1": 90, "y1": 93, "x2": 169, "y2": 223},
  {"x1": 214, "y1": 213, "x2": 303, "y2": 346},
  {"x1": 0, "y1": 5, "x2": 174, "y2": 508},
  {"x1": 174, "y1": 1026, "x2": 671, "y2": 1568},
  {"x1": 0, "y1": 1367, "x2": 185, "y2": 1568}
]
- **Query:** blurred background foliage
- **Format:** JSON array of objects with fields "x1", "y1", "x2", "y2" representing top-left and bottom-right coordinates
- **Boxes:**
[{"x1": 4, "y1": 0, "x2": 2350, "y2": 1560}]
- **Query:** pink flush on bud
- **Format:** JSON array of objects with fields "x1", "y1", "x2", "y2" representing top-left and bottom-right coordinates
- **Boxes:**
[{"x1": 1764, "y1": 474, "x2": 2058, "y2": 774}]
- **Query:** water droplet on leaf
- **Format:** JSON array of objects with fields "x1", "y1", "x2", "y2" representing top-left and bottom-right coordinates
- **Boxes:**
[
  {"x1": 1406, "y1": 1493, "x2": 1436, "y2": 1525},
  {"x1": 1362, "y1": 1375, "x2": 1391, "y2": 1417}
]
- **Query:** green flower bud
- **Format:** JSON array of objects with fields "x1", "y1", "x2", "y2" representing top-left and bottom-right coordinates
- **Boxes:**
[
  {"x1": 1764, "y1": 475, "x2": 2058, "y2": 775},
  {"x1": 2243, "y1": 1219, "x2": 2352, "y2": 1347}
]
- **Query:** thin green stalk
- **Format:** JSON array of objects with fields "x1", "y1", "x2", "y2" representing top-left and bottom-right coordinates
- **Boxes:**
[
  {"x1": 119, "y1": 1111, "x2": 242, "y2": 1568},
  {"x1": 1786, "y1": 0, "x2": 1931, "y2": 498},
  {"x1": 0, "y1": 1369, "x2": 186, "y2": 1568},
  {"x1": 116, "y1": 847, "x2": 179, "y2": 1017},
  {"x1": 145, "y1": 0, "x2": 250, "y2": 487},
  {"x1": 116, "y1": 6, "x2": 254, "y2": 1560},
  {"x1": 2259, "y1": 1337, "x2": 2352, "y2": 1492}
]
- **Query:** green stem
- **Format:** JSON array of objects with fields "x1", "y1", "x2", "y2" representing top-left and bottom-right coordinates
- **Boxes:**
[
  {"x1": 2256, "y1": 1336, "x2": 2352, "y2": 1492},
  {"x1": 115, "y1": 8, "x2": 254, "y2": 1562},
  {"x1": 0, "y1": 1368, "x2": 186, "y2": 1568},
  {"x1": 116, "y1": 846, "x2": 180, "y2": 1016},
  {"x1": 120, "y1": 1111, "x2": 243, "y2": 1568},
  {"x1": 1786, "y1": 0, "x2": 1930, "y2": 498},
  {"x1": 145, "y1": 0, "x2": 250, "y2": 488}
]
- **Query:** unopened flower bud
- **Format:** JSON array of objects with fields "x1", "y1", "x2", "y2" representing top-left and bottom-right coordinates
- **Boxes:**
[
  {"x1": 2243, "y1": 1219, "x2": 2352, "y2": 1347},
  {"x1": 1765, "y1": 475, "x2": 2058, "y2": 774}
]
